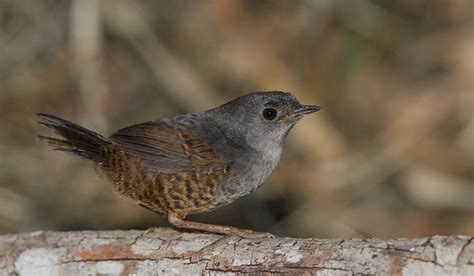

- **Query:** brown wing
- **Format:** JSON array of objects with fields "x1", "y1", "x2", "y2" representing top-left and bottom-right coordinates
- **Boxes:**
[{"x1": 109, "y1": 121, "x2": 224, "y2": 173}]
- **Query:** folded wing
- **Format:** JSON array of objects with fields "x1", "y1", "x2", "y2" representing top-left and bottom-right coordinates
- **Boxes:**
[{"x1": 109, "y1": 121, "x2": 224, "y2": 173}]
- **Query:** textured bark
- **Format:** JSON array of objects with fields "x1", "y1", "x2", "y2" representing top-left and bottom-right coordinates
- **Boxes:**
[{"x1": 0, "y1": 228, "x2": 472, "y2": 275}]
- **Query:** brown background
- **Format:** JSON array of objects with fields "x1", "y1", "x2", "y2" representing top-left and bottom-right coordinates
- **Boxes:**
[{"x1": 1, "y1": 0, "x2": 473, "y2": 238}]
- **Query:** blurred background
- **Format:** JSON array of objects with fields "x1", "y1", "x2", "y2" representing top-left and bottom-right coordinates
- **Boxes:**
[{"x1": 1, "y1": 0, "x2": 473, "y2": 239}]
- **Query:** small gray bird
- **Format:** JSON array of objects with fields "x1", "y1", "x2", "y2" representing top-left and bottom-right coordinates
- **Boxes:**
[{"x1": 38, "y1": 91, "x2": 320, "y2": 237}]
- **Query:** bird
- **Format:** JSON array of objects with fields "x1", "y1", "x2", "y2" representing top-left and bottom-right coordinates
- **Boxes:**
[{"x1": 37, "y1": 91, "x2": 320, "y2": 237}]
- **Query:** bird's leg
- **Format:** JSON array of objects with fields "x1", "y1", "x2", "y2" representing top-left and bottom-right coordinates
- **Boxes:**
[{"x1": 167, "y1": 213, "x2": 275, "y2": 238}]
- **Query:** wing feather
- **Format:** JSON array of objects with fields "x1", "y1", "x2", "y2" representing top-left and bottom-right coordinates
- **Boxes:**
[{"x1": 109, "y1": 121, "x2": 223, "y2": 173}]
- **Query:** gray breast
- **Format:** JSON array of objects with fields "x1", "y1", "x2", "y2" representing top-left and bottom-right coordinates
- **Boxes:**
[{"x1": 221, "y1": 147, "x2": 281, "y2": 201}]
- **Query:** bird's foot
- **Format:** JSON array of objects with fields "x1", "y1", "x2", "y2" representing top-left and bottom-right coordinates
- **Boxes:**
[{"x1": 224, "y1": 227, "x2": 276, "y2": 239}]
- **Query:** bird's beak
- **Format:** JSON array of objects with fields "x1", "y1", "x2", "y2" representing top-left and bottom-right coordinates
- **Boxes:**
[{"x1": 294, "y1": 105, "x2": 321, "y2": 115}]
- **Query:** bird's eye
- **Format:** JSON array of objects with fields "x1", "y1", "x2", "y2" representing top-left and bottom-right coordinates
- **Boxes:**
[{"x1": 262, "y1": 108, "x2": 278, "y2": 120}]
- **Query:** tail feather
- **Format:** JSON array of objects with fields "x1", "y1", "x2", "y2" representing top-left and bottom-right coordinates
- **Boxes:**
[{"x1": 37, "y1": 113, "x2": 112, "y2": 162}]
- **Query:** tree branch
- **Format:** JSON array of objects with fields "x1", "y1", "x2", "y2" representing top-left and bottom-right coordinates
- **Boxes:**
[{"x1": 1, "y1": 228, "x2": 472, "y2": 275}]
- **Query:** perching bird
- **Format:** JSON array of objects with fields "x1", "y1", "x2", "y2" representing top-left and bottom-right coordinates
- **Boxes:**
[{"x1": 38, "y1": 91, "x2": 320, "y2": 237}]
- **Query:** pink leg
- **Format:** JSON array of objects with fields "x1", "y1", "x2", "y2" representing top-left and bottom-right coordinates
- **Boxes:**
[{"x1": 167, "y1": 213, "x2": 275, "y2": 238}]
